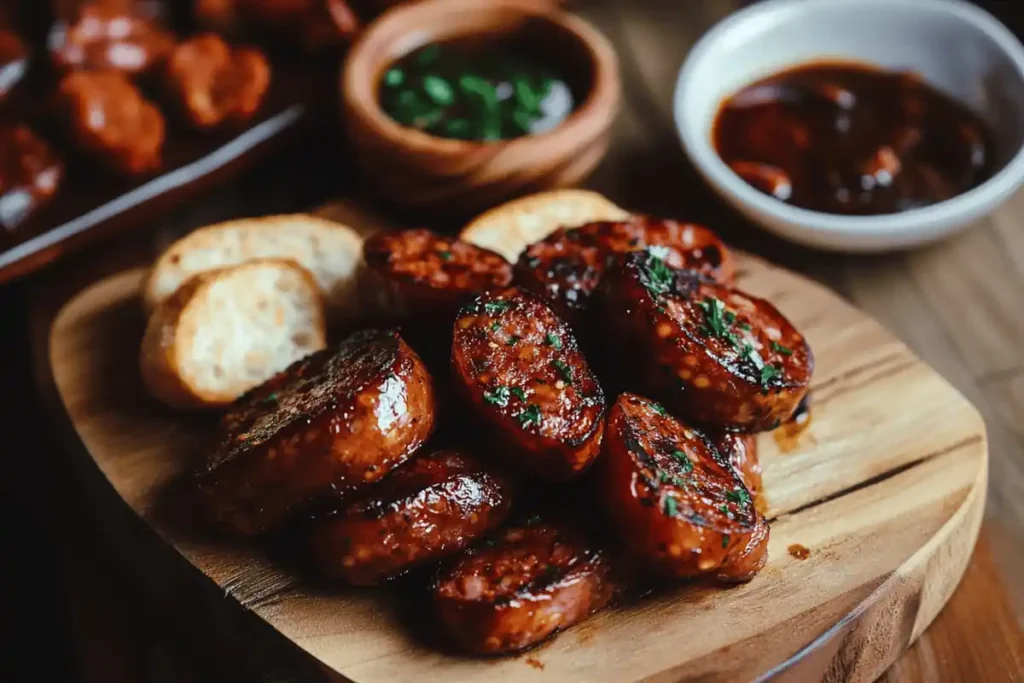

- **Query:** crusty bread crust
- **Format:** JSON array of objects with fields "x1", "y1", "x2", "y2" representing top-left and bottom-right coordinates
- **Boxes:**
[
  {"x1": 140, "y1": 259, "x2": 326, "y2": 410},
  {"x1": 141, "y1": 214, "x2": 363, "y2": 321},
  {"x1": 459, "y1": 190, "x2": 631, "y2": 262}
]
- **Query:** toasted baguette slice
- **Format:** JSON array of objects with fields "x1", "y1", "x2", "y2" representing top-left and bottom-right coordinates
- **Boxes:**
[
  {"x1": 459, "y1": 189, "x2": 631, "y2": 262},
  {"x1": 140, "y1": 259, "x2": 326, "y2": 410},
  {"x1": 142, "y1": 214, "x2": 363, "y2": 321}
]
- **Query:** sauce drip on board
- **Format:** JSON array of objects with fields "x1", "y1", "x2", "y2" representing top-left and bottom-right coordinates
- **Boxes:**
[
  {"x1": 713, "y1": 61, "x2": 997, "y2": 215},
  {"x1": 379, "y1": 41, "x2": 575, "y2": 142}
]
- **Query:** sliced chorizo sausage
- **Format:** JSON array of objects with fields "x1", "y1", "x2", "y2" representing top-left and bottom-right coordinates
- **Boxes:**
[
  {"x1": 49, "y1": 1, "x2": 174, "y2": 75},
  {"x1": 596, "y1": 249, "x2": 812, "y2": 431},
  {"x1": 596, "y1": 393, "x2": 769, "y2": 583},
  {"x1": 450, "y1": 287, "x2": 606, "y2": 480},
  {"x1": 514, "y1": 216, "x2": 735, "y2": 326},
  {"x1": 711, "y1": 431, "x2": 762, "y2": 499},
  {"x1": 164, "y1": 34, "x2": 271, "y2": 130},
  {"x1": 197, "y1": 329, "x2": 436, "y2": 537},
  {"x1": 431, "y1": 517, "x2": 617, "y2": 654},
  {"x1": 307, "y1": 449, "x2": 515, "y2": 586}
]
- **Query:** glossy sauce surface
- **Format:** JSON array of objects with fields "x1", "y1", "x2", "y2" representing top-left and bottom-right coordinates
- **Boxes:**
[{"x1": 714, "y1": 62, "x2": 997, "y2": 215}]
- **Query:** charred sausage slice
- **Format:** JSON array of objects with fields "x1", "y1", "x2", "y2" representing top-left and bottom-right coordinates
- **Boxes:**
[
  {"x1": 307, "y1": 449, "x2": 515, "y2": 586},
  {"x1": 515, "y1": 216, "x2": 735, "y2": 325},
  {"x1": 451, "y1": 287, "x2": 606, "y2": 480},
  {"x1": 711, "y1": 432, "x2": 762, "y2": 499},
  {"x1": 596, "y1": 249, "x2": 812, "y2": 431},
  {"x1": 198, "y1": 329, "x2": 436, "y2": 537},
  {"x1": 432, "y1": 518, "x2": 616, "y2": 654},
  {"x1": 596, "y1": 393, "x2": 769, "y2": 583}
]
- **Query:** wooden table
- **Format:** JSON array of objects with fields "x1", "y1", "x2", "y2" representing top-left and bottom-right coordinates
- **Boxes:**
[{"x1": 5, "y1": 1, "x2": 1023, "y2": 681}]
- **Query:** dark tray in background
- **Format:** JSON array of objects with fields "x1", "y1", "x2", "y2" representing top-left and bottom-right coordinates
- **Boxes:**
[{"x1": 0, "y1": 2, "x2": 338, "y2": 284}]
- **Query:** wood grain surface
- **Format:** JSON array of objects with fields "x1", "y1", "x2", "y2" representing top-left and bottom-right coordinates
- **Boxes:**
[
  {"x1": 9, "y1": 1, "x2": 1024, "y2": 681},
  {"x1": 46, "y1": 240, "x2": 987, "y2": 681}
]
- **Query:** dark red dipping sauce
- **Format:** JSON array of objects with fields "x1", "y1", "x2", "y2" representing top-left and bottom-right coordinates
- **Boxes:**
[{"x1": 713, "y1": 62, "x2": 998, "y2": 215}]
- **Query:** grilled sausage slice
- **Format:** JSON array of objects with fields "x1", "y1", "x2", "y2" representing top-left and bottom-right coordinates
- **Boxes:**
[
  {"x1": 596, "y1": 250, "x2": 812, "y2": 431},
  {"x1": 308, "y1": 449, "x2": 515, "y2": 585},
  {"x1": 197, "y1": 329, "x2": 436, "y2": 537},
  {"x1": 432, "y1": 518, "x2": 616, "y2": 654},
  {"x1": 515, "y1": 217, "x2": 735, "y2": 326},
  {"x1": 596, "y1": 393, "x2": 769, "y2": 583},
  {"x1": 711, "y1": 432, "x2": 762, "y2": 499},
  {"x1": 362, "y1": 228, "x2": 513, "y2": 364},
  {"x1": 451, "y1": 287, "x2": 606, "y2": 480}
]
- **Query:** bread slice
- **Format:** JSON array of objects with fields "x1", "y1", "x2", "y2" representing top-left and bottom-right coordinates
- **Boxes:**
[
  {"x1": 140, "y1": 259, "x2": 327, "y2": 410},
  {"x1": 459, "y1": 189, "x2": 631, "y2": 262},
  {"x1": 141, "y1": 214, "x2": 363, "y2": 321}
]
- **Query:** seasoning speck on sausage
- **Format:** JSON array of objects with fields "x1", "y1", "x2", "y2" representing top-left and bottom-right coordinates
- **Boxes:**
[
  {"x1": 596, "y1": 249, "x2": 812, "y2": 431},
  {"x1": 596, "y1": 393, "x2": 769, "y2": 583},
  {"x1": 451, "y1": 287, "x2": 606, "y2": 480},
  {"x1": 198, "y1": 329, "x2": 436, "y2": 537},
  {"x1": 308, "y1": 449, "x2": 515, "y2": 585},
  {"x1": 432, "y1": 517, "x2": 616, "y2": 654}
]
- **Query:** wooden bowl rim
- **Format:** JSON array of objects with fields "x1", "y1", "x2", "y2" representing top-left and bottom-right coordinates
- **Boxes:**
[{"x1": 341, "y1": 0, "x2": 621, "y2": 157}]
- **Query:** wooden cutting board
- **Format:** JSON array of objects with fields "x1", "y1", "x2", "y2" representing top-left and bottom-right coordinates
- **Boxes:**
[{"x1": 45, "y1": 242, "x2": 987, "y2": 682}]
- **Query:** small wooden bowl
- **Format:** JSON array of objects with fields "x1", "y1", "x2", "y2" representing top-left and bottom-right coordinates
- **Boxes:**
[{"x1": 342, "y1": 0, "x2": 621, "y2": 218}]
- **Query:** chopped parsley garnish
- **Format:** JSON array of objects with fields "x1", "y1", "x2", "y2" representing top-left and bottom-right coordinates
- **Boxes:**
[
  {"x1": 672, "y1": 450, "x2": 694, "y2": 473},
  {"x1": 526, "y1": 256, "x2": 541, "y2": 269},
  {"x1": 719, "y1": 504, "x2": 731, "y2": 518},
  {"x1": 437, "y1": 250, "x2": 453, "y2": 262},
  {"x1": 725, "y1": 487, "x2": 751, "y2": 506},
  {"x1": 483, "y1": 386, "x2": 511, "y2": 407},
  {"x1": 511, "y1": 386, "x2": 528, "y2": 401},
  {"x1": 639, "y1": 250, "x2": 674, "y2": 298},
  {"x1": 490, "y1": 321, "x2": 500, "y2": 332},
  {"x1": 771, "y1": 341, "x2": 793, "y2": 356},
  {"x1": 506, "y1": 335, "x2": 521, "y2": 346},
  {"x1": 544, "y1": 332, "x2": 562, "y2": 350},
  {"x1": 760, "y1": 364, "x2": 781, "y2": 387},
  {"x1": 516, "y1": 404, "x2": 542, "y2": 428},
  {"x1": 662, "y1": 495, "x2": 679, "y2": 517},
  {"x1": 484, "y1": 300, "x2": 510, "y2": 315},
  {"x1": 652, "y1": 402, "x2": 667, "y2": 417},
  {"x1": 551, "y1": 359, "x2": 573, "y2": 384},
  {"x1": 698, "y1": 296, "x2": 730, "y2": 337},
  {"x1": 739, "y1": 342, "x2": 765, "y2": 370},
  {"x1": 259, "y1": 392, "x2": 279, "y2": 406},
  {"x1": 722, "y1": 535, "x2": 731, "y2": 548}
]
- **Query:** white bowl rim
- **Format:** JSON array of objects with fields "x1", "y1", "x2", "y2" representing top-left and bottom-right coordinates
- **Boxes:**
[{"x1": 674, "y1": 0, "x2": 1024, "y2": 238}]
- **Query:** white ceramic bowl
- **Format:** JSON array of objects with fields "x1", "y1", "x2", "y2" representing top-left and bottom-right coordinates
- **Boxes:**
[{"x1": 674, "y1": 0, "x2": 1024, "y2": 252}]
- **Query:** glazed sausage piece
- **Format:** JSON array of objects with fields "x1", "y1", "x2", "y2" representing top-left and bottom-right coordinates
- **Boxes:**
[
  {"x1": 711, "y1": 431, "x2": 762, "y2": 499},
  {"x1": 49, "y1": 1, "x2": 175, "y2": 75},
  {"x1": 57, "y1": 71, "x2": 165, "y2": 174},
  {"x1": 0, "y1": 126, "x2": 64, "y2": 229},
  {"x1": 596, "y1": 249, "x2": 812, "y2": 432},
  {"x1": 596, "y1": 393, "x2": 769, "y2": 583},
  {"x1": 362, "y1": 227, "x2": 513, "y2": 334},
  {"x1": 195, "y1": 0, "x2": 361, "y2": 52},
  {"x1": 515, "y1": 216, "x2": 735, "y2": 326},
  {"x1": 165, "y1": 33, "x2": 271, "y2": 130},
  {"x1": 308, "y1": 449, "x2": 515, "y2": 586},
  {"x1": 432, "y1": 517, "x2": 617, "y2": 654},
  {"x1": 198, "y1": 329, "x2": 436, "y2": 537},
  {"x1": 0, "y1": 26, "x2": 27, "y2": 104},
  {"x1": 450, "y1": 287, "x2": 606, "y2": 480}
]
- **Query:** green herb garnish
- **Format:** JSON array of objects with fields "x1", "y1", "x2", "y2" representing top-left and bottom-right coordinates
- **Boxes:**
[
  {"x1": 640, "y1": 249, "x2": 674, "y2": 298},
  {"x1": 526, "y1": 514, "x2": 542, "y2": 525},
  {"x1": 652, "y1": 402, "x2": 667, "y2": 417},
  {"x1": 511, "y1": 387, "x2": 528, "y2": 401},
  {"x1": 725, "y1": 487, "x2": 751, "y2": 506},
  {"x1": 384, "y1": 68, "x2": 404, "y2": 87},
  {"x1": 698, "y1": 296, "x2": 730, "y2": 338},
  {"x1": 672, "y1": 450, "x2": 694, "y2": 473},
  {"x1": 490, "y1": 321, "x2": 500, "y2": 332},
  {"x1": 771, "y1": 341, "x2": 793, "y2": 356},
  {"x1": 422, "y1": 75, "x2": 455, "y2": 106},
  {"x1": 484, "y1": 386, "x2": 511, "y2": 407},
  {"x1": 437, "y1": 249, "x2": 453, "y2": 262},
  {"x1": 484, "y1": 300, "x2": 510, "y2": 315},
  {"x1": 517, "y1": 404, "x2": 542, "y2": 428},
  {"x1": 662, "y1": 495, "x2": 678, "y2": 517},
  {"x1": 551, "y1": 359, "x2": 573, "y2": 384},
  {"x1": 760, "y1": 364, "x2": 781, "y2": 387},
  {"x1": 722, "y1": 535, "x2": 731, "y2": 548},
  {"x1": 259, "y1": 392, "x2": 278, "y2": 406},
  {"x1": 506, "y1": 335, "x2": 520, "y2": 347},
  {"x1": 545, "y1": 332, "x2": 562, "y2": 350}
]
